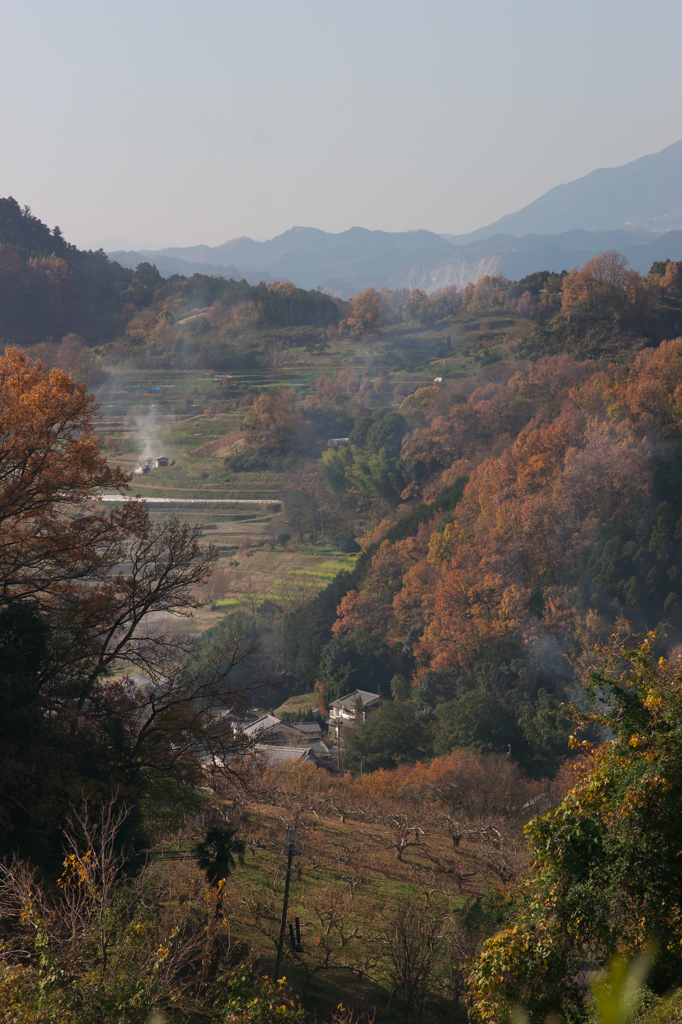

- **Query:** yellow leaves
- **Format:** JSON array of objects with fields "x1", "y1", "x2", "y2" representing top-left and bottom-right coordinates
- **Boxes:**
[
  {"x1": 499, "y1": 583, "x2": 530, "y2": 626},
  {"x1": 19, "y1": 898, "x2": 35, "y2": 925},
  {"x1": 655, "y1": 775, "x2": 673, "y2": 794},
  {"x1": 619, "y1": 772, "x2": 674, "y2": 818},
  {"x1": 58, "y1": 851, "x2": 94, "y2": 890},
  {"x1": 507, "y1": 371, "x2": 534, "y2": 403},
  {"x1": 628, "y1": 734, "x2": 648, "y2": 748},
  {"x1": 427, "y1": 522, "x2": 457, "y2": 568},
  {"x1": 398, "y1": 386, "x2": 440, "y2": 423},
  {"x1": 643, "y1": 692, "x2": 663, "y2": 714},
  {"x1": 569, "y1": 735, "x2": 593, "y2": 752}
]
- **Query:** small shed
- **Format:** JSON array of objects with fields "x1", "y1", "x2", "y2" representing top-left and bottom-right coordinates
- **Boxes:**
[{"x1": 155, "y1": 456, "x2": 169, "y2": 468}]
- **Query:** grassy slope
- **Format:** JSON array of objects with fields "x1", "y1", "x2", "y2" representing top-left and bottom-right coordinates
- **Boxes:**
[
  {"x1": 166, "y1": 789, "x2": 518, "y2": 1022},
  {"x1": 273, "y1": 692, "x2": 320, "y2": 716}
]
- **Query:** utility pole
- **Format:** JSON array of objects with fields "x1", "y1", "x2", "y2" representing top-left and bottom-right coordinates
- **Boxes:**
[
  {"x1": 274, "y1": 827, "x2": 303, "y2": 981},
  {"x1": 337, "y1": 719, "x2": 342, "y2": 770}
]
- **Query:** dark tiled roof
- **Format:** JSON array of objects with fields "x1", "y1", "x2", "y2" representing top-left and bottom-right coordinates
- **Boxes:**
[
  {"x1": 251, "y1": 744, "x2": 341, "y2": 773},
  {"x1": 296, "y1": 722, "x2": 323, "y2": 736},
  {"x1": 328, "y1": 689, "x2": 382, "y2": 711}
]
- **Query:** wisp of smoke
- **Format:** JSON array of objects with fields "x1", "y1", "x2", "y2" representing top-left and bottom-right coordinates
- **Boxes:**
[{"x1": 133, "y1": 404, "x2": 164, "y2": 473}]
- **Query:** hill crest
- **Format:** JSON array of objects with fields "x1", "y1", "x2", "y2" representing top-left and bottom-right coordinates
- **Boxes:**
[{"x1": 445, "y1": 138, "x2": 682, "y2": 241}]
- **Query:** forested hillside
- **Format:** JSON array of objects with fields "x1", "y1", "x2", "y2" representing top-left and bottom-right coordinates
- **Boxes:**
[
  {"x1": 278, "y1": 253, "x2": 682, "y2": 776},
  {"x1": 0, "y1": 197, "x2": 137, "y2": 342},
  {"x1": 0, "y1": 197, "x2": 341, "y2": 347},
  {"x1": 5, "y1": 204, "x2": 682, "y2": 1022}
]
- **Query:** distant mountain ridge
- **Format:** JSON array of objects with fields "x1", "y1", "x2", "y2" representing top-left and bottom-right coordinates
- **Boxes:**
[
  {"x1": 445, "y1": 138, "x2": 682, "y2": 241},
  {"x1": 108, "y1": 140, "x2": 682, "y2": 296},
  {"x1": 111, "y1": 227, "x2": 455, "y2": 297},
  {"x1": 112, "y1": 227, "x2": 682, "y2": 298}
]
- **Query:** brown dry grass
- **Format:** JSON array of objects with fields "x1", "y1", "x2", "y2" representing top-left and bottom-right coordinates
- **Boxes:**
[{"x1": 173, "y1": 753, "x2": 563, "y2": 1021}]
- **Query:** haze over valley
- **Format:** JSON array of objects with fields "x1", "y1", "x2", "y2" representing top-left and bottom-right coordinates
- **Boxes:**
[{"x1": 108, "y1": 139, "x2": 682, "y2": 298}]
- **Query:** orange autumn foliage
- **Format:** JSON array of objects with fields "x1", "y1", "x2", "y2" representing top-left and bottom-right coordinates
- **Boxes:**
[
  {"x1": 359, "y1": 517, "x2": 396, "y2": 553},
  {"x1": 261, "y1": 749, "x2": 569, "y2": 822},
  {"x1": 0, "y1": 347, "x2": 131, "y2": 602},
  {"x1": 0, "y1": 346, "x2": 216, "y2": 674},
  {"x1": 561, "y1": 250, "x2": 653, "y2": 321},
  {"x1": 339, "y1": 341, "x2": 682, "y2": 680},
  {"x1": 339, "y1": 287, "x2": 385, "y2": 335},
  {"x1": 241, "y1": 388, "x2": 301, "y2": 454}
]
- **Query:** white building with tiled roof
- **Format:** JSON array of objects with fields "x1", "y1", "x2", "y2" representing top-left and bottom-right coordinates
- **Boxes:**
[{"x1": 328, "y1": 689, "x2": 384, "y2": 724}]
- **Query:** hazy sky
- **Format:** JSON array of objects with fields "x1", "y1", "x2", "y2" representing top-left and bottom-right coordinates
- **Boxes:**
[{"x1": 2, "y1": 0, "x2": 681, "y2": 249}]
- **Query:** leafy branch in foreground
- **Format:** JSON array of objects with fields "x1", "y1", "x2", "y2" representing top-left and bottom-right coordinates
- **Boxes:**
[
  {"x1": 469, "y1": 636, "x2": 682, "y2": 1022},
  {"x1": 0, "y1": 800, "x2": 307, "y2": 1024}
]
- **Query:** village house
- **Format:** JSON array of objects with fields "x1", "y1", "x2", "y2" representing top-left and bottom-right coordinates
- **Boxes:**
[
  {"x1": 328, "y1": 689, "x2": 383, "y2": 724},
  {"x1": 295, "y1": 720, "x2": 323, "y2": 742},
  {"x1": 242, "y1": 714, "x2": 299, "y2": 745},
  {"x1": 242, "y1": 714, "x2": 329, "y2": 756},
  {"x1": 209, "y1": 707, "x2": 260, "y2": 733},
  {"x1": 250, "y1": 744, "x2": 345, "y2": 775}
]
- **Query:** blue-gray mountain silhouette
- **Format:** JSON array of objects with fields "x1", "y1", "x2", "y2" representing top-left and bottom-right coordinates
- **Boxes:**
[
  {"x1": 109, "y1": 140, "x2": 682, "y2": 295},
  {"x1": 444, "y1": 139, "x2": 682, "y2": 242}
]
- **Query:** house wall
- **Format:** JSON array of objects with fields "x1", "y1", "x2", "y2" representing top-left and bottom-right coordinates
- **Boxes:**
[{"x1": 328, "y1": 705, "x2": 379, "y2": 723}]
